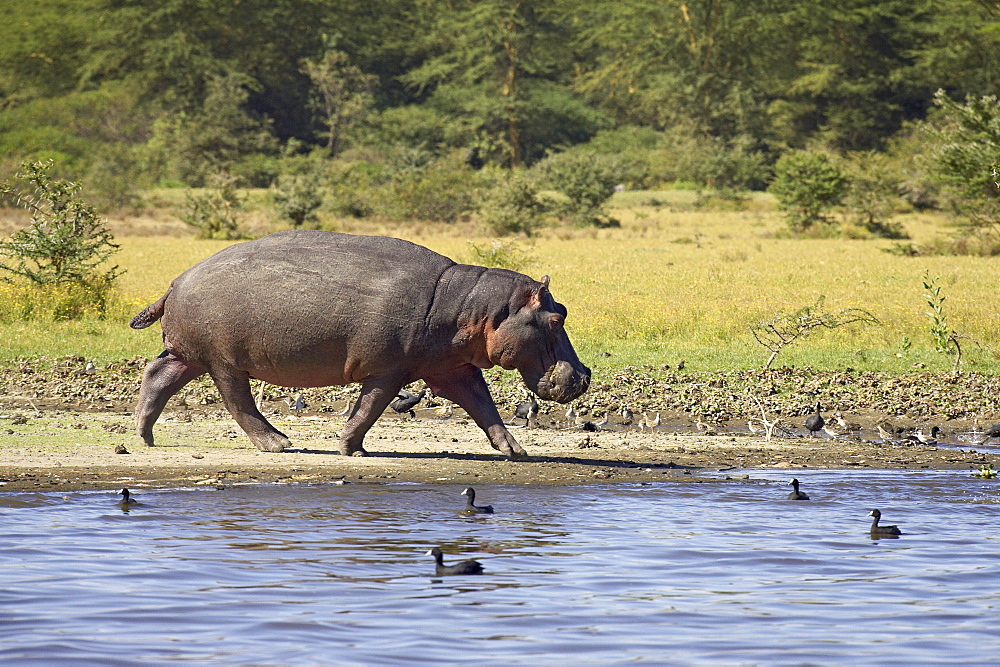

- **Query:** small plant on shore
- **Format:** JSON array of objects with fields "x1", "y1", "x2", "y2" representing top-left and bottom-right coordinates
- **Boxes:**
[
  {"x1": 0, "y1": 160, "x2": 122, "y2": 318},
  {"x1": 750, "y1": 296, "x2": 880, "y2": 369},
  {"x1": 972, "y1": 463, "x2": 996, "y2": 479},
  {"x1": 922, "y1": 271, "x2": 954, "y2": 355}
]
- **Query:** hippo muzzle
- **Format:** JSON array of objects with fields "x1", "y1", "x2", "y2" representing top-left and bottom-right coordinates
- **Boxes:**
[{"x1": 534, "y1": 360, "x2": 591, "y2": 403}]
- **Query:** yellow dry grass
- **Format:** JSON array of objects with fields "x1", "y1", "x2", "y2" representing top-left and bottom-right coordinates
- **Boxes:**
[{"x1": 2, "y1": 195, "x2": 998, "y2": 373}]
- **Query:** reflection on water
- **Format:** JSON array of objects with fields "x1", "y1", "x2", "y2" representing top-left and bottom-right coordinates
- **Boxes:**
[{"x1": 1, "y1": 470, "x2": 998, "y2": 663}]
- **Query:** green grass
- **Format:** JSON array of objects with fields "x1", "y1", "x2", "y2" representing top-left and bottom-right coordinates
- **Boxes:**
[{"x1": 0, "y1": 199, "x2": 997, "y2": 374}]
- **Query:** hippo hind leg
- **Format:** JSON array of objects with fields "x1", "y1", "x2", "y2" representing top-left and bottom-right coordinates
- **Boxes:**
[
  {"x1": 209, "y1": 366, "x2": 291, "y2": 453},
  {"x1": 136, "y1": 350, "x2": 207, "y2": 446},
  {"x1": 339, "y1": 374, "x2": 408, "y2": 456}
]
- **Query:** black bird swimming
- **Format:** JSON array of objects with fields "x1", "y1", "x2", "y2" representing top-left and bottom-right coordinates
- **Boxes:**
[
  {"x1": 426, "y1": 547, "x2": 484, "y2": 575},
  {"x1": 787, "y1": 478, "x2": 810, "y2": 500},
  {"x1": 390, "y1": 388, "x2": 426, "y2": 418},
  {"x1": 514, "y1": 393, "x2": 539, "y2": 427},
  {"x1": 868, "y1": 509, "x2": 902, "y2": 537},
  {"x1": 805, "y1": 402, "x2": 825, "y2": 437},
  {"x1": 119, "y1": 488, "x2": 138, "y2": 508},
  {"x1": 461, "y1": 487, "x2": 494, "y2": 514}
]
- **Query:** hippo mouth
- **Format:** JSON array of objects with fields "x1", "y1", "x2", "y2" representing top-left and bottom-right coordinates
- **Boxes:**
[{"x1": 533, "y1": 360, "x2": 591, "y2": 403}]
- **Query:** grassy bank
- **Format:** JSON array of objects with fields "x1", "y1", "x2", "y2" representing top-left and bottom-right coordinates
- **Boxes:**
[{"x1": 0, "y1": 193, "x2": 997, "y2": 374}]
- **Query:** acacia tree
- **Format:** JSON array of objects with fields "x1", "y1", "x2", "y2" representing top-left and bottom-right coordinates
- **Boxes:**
[{"x1": 301, "y1": 45, "x2": 376, "y2": 157}]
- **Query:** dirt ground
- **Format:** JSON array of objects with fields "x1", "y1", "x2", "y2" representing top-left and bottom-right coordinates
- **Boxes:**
[{"x1": 1, "y1": 401, "x2": 996, "y2": 493}]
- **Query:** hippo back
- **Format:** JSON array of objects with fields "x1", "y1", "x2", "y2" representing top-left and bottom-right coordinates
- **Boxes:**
[{"x1": 161, "y1": 230, "x2": 456, "y2": 384}]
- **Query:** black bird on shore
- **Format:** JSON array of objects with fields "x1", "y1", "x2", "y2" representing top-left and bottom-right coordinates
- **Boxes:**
[
  {"x1": 868, "y1": 509, "x2": 902, "y2": 537},
  {"x1": 787, "y1": 478, "x2": 810, "y2": 501},
  {"x1": 514, "y1": 394, "x2": 539, "y2": 427},
  {"x1": 460, "y1": 487, "x2": 494, "y2": 514},
  {"x1": 805, "y1": 402, "x2": 825, "y2": 437},
  {"x1": 391, "y1": 388, "x2": 426, "y2": 418},
  {"x1": 426, "y1": 547, "x2": 484, "y2": 575}
]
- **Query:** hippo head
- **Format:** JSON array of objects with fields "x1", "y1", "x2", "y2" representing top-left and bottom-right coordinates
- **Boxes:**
[{"x1": 487, "y1": 275, "x2": 591, "y2": 404}]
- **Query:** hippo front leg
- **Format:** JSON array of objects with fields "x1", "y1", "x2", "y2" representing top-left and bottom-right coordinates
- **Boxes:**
[
  {"x1": 339, "y1": 375, "x2": 408, "y2": 456},
  {"x1": 209, "y1": 367, "x2": 290, "y2": 453},
  {"x1": 428, "y1": 365, "x2": 527, "y2": 461}
]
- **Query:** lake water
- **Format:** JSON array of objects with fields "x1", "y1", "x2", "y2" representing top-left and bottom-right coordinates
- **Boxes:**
[{"x1": 2, "y1": 469, "x2": 998, "y2": 664}]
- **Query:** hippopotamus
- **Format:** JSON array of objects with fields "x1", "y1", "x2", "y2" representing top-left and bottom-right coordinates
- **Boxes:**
[{"x1": 130, "y1": 230, "x2": 590, "y2": 459}]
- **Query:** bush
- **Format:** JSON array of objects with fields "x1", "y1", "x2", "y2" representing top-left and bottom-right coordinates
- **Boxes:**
[
  {"x1": 841, "y1": 151, "x2": 907, "y2": 239},
  {"x1": 467, "y1": 239, "x2": 535, "y2": 272},
  {"x1": 386, "y1": 152, "x2": 483, "y2": 223},
  {"x1": 533, "y1": 151, "x2": 620, "y2": 227},
  {"x1": 180, "y1": 172, "x2": 248, "y2": 239},
  {"x1": 925, "y1": 90, "x2": 1000, "y2": 252},
  {"x1": 769, "y1": 150, "x2": 847, "y2": 233},
  {"x1": 0, "y1": 159, "x2": 122, "y2": 318},
  {"x1": 478, "y1": 170, "x2": 545, "y2": 236},
  {"x1": 272, "y1": 173, "x2": 323, "y2": 228}
]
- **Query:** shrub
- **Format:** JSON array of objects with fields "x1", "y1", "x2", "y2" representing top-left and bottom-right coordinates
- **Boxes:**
[
  {"x1": 925, "y1": 90, "x2": 1000, "y2": 253},
  {"x1": 467, "y1": 239, "x2": 535, "y2": 272},
  {"x1": 769, "y1": 150, "x2": 847, "y2": 233},
  {"x1": 180, "y1": 172, "x2": 248, "y2": 240},
  {"x1": 0, "y1": 159, "x2": 122, "y2": 317},
  {"x1": 533, "y1": 151, "x2": 620, "y2": 227},
  {"x1": 386, "y1": 152, "x2": 483, "y2": 223},
  {"x1": 272, "y1": 173, "x2": 323, "y2": 228},
  {"x1": 478, "y1": 170, "x2": 545, "y2": 236},
  {"x1": 841, "y1": 151, "x2": 907, "y2": 239}
]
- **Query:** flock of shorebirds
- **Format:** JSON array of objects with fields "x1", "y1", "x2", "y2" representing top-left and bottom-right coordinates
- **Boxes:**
[{"x1": 296, "y1": 386, "x2": 1000, "y2": 447}]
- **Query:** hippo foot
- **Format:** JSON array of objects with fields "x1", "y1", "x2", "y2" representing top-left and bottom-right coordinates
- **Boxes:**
[
  {"x1": 337, "y1": 444, "x2": 368, "y2": 457},
  {"x1": 506, "y1": 449, "x2": 528, "y2": 462},
  {"x1": 251, "y1": 434, "x2": 290, "y2": 453}
]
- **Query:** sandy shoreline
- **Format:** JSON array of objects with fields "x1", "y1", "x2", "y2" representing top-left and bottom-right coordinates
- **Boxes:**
[{"x1": 1, "y1": 404, "x2": 995, "y2": 493}]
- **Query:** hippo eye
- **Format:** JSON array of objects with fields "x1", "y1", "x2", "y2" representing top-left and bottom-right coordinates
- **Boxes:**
[{"x1": 547, "y1": 314, "x2": 564, "y2": 331}]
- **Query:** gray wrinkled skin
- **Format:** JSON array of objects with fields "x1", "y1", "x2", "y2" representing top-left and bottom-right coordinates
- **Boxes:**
[{"x1": 131, "y1": 230, "x2": 590, "y2": 460}]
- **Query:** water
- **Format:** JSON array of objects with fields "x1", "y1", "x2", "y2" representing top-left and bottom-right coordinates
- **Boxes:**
[{"x1": 2, "y1": 470, "x2": 998, "y2": 664}]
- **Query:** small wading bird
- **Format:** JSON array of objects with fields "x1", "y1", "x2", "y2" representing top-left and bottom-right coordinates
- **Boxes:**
[
  {"x1": 978, "y1": 422, "x2": 1000, "y2": 446},
  {"x1": 906, "y1": 426, "x2": 941, "y2": 445},
  {"x1": 620, "y1": 406, "x2": 634, "y2": 428},
  {"x1": 833, "y1": 412, "x2": 862, "y2": 434},
  {"x1": 460, "y1": 487, "x2": 494, "y2": 514},
  {"x1": 868, "y1": 509, "x2": 902, "y2": 537},
  {"x1": 805, "y1": 402, "x2": 825, "y2": 437},
  {"x1": 594, "y1": 414, "x2": 609, "y2": 430},
  {"x1": 427, "y1": 547, "x2": 484, "y2": 576},
  {"x1": 787, "y1": 478, "x2": 810, "y2": 501},
  {"x1": 390, "y1": 388, "x2": 426, "y2": 418},
  {"x1": 876, "y1": 423, "x2": 896, "y2": 442}
]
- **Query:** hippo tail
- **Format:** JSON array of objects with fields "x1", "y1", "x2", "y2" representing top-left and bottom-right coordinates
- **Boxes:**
[{"x1": 130, "y1": 290, "x2": 169, "y2": 330}]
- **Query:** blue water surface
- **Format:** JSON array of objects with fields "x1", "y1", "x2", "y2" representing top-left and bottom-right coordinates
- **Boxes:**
[{"x1": 1, "y1": 469, "x2": 998, "y2": 664}]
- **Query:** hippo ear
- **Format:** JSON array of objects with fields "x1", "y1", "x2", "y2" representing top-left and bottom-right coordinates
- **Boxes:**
[{"x1": 537, "y1": 275, "x2": 550, "y2": 295}]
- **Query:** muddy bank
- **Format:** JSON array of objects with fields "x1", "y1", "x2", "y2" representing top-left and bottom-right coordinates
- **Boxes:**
[{"x1": 0, "y1": 403, "x2": 995, "y2": 493}]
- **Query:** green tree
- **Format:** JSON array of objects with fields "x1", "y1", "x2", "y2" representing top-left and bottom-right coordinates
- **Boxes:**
[
  {"x1": 401, "y1": 0, "x2": 603, "y2": 167},
  {"x1": 925, "y1": 89, "x2": 1000, "y2": 252},
  {"x1": 0, "y1": 160, "x2": 122, "y2": 315},
  {"x1": 769, "y1": 150, "x2": 847, "y2": 233},
  {"x1": 301, "y1": 44, "x2": 376, "y2": 156}
]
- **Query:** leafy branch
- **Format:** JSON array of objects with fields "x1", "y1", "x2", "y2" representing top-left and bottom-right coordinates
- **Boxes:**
[{"x1": 750, "y1": 296, "x2": 880, "y2": 369}]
